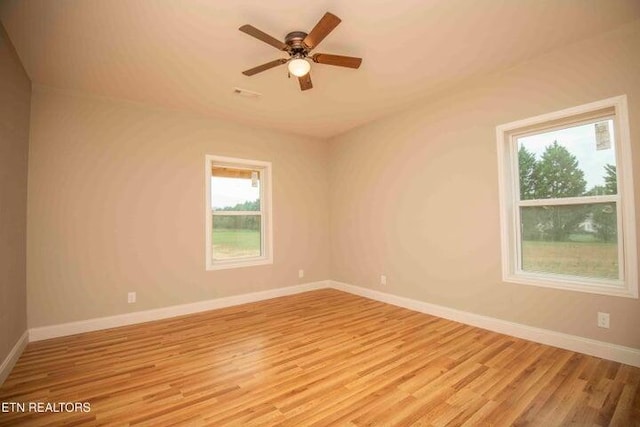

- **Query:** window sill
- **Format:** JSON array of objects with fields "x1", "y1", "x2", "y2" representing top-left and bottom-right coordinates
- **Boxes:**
[
  {"x1": 503, "y1": 272, "x2": 637, "y2": 299},
  {"x1": 206, "y1": 257, "x2": 273, "y2": 271}
]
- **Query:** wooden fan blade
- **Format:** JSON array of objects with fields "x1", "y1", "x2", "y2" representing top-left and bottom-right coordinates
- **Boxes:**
[
  {"x1": 242, "y1": 59, "x2": 287, "y2": 76},
  {"x1": 303, "y1": 12, "x2": 341, "y2": 50},
  {"x1": 312, "y1": 53, "x2": 362, "y2": 69},
  {"x1": 298, "y1": 73, "x2": 313, "y2": 91},
  {"x1": 239, "y1": 25, "x2": 288, "y2": 51}
]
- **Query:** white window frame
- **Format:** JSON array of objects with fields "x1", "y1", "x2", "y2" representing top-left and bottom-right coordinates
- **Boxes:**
[
  {"x1": 205, "y1": 155, "x2": 273, "y2": 271},
  {"x1": 496, "y1": 95, "x2": 637, "y2": 298}
]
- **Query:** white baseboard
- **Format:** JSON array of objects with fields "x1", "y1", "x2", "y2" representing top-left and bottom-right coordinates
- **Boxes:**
[
  {"x1": 0, "y1": 330, "x2": 29, "y2": 386},
  {"x1": 29, "y1": 281, "x2": 329, "y2": 342},
  {"x1": 23, "y1": 279, "x2": 640, "y2": 368},
  {"x1": 330, "y1": 280, "x2": 640, "y2": 368}
]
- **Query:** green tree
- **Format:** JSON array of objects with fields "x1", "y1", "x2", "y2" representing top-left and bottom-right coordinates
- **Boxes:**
[
  {"x1": 518, "y1": 146, "x2": 537, "y2": 200},
  {"x1": 518, "y1": 146, "x2": 541, "y2": 239},
  {"x1": 533, "y1": 141, "x2": 587, "y2": 241},
  {"x1": 591, "y1": 203, "x2": 617, "y2": 243},
  {"x1": 585, "y1": 185, "x2": 606, "y2": 196},
  {"x1": 603, "y1": 164, "x2": 617, "y2": 195},
  {"x1": 534, "y1": 141, "x2": 586, "y2": 199},
  {"x1": 220, "y1": 199, "x2": 260, "y2": 211}
]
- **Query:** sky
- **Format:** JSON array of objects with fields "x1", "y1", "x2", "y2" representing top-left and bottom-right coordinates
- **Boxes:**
[
  {"x1": 517, "y1": 119, "x2": 616, "y2": 190},
  {"x1": 211, "y1": 176, "x2": 260, "y2": 209}
]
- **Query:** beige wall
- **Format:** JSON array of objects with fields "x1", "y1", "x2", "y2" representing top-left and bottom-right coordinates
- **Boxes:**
[
  {"x1": 0, "y1": 25, "x2": 30, "y2": 361},
  {"x1": 329, "y1": 20, "x2": 640, "y2": 349},
  {"x1": 27, "y1": 87, "x2": 330, "y2": 327},
  {"x1": 20, "y1": 17, "x2": 640, "y2": 351}
]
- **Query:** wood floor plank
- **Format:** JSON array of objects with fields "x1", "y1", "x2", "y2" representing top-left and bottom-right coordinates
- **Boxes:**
[{"x1": 1, "y1": 289, "x2": 639, "y2": 426}]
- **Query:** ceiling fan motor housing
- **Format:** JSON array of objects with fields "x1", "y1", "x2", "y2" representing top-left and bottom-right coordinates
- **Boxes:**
[{"x1": 285, "y1": 31, "x2": 309, "y2": 56}]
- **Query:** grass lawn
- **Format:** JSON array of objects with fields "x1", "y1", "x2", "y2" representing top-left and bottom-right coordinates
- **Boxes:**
[
  {"x1": 213, "y1": 229, "x2": 261, "y2": 259},
  {"x1": 522, "y1": 240, "x2": 618, "y2": 279}
]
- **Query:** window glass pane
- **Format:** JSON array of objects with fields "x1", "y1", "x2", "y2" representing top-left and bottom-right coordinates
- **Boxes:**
[
  {"x1": 517, "y1": 120, "x2": 617, "y2": 200},
  {"x1": 212, "y1": 215, "x2": 261, "y2": 259},
  {"x1": 211, "y1": 168, "x2": 260, "y2": 211},
  {"x1": 520, "y1": 203, "x2": 618, "y2": 279}
]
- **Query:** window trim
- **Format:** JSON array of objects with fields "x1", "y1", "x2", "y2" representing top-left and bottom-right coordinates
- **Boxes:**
[
  {"x1": 205, "y1": 155, "x2": 273, "y2": 271},
  {"x1": 496, "y1": 95, "x2": 637, "y2": 298}
]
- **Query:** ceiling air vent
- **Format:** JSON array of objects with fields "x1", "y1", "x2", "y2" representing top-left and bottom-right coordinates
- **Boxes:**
[{"x1": 233, "y1": 87, "x2": 262, "y2": 98}]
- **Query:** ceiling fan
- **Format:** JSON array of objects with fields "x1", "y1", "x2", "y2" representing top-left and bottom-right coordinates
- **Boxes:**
[{"x1": 239, "y1": 12, "x2": 362, "y2": 91}]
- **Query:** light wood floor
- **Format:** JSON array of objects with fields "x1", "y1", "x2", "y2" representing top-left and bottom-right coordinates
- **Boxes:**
[{"x1": 1, "y1": 289, "x2": 639, "y2": 426}]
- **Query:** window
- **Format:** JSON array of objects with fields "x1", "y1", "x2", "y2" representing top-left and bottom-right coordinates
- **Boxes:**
[
  {"x1": 496, "y1": 96, "x2": 637, "y2": 298},
  {"x1": 205, "y1": 155, "x2": 272, "y2": 270}
]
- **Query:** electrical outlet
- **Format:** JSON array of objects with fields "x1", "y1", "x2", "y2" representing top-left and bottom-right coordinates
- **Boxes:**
[
  {"x1": 298, "y1": 269, "x2": 304, "y2": 279},
  {"x1": 597, "y1": 312, "x2": 610, "y2": 329},
  {"x1": 128, "y1": 292, "x2": 136, "y2": 304},
  {"x1": 380, "y1": 275, "x2": 387, "y2": 286}
]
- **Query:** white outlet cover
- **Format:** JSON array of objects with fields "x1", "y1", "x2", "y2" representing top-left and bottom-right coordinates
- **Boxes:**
[
  {"x1": 298, "y1": 269, "x2": 304, "y2": 278},
  {"x1": 128, "y1": 292, "x2": 136, "y2": 303},
  {"x1": 380, "y1": 275, "x2": 387, "y2": 285},
  {"x1": 597, "y1": 312, "x2": 610, "y2": 328}
]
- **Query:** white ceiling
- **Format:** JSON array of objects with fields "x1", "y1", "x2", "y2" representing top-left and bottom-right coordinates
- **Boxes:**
[{"x1": 2, "y1": 0, "x2": 639, "y2": 138}]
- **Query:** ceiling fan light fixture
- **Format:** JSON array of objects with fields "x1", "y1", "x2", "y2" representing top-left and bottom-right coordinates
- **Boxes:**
[{"x1": 288, "y1": 58, "x2": 311, "y2": 77}]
